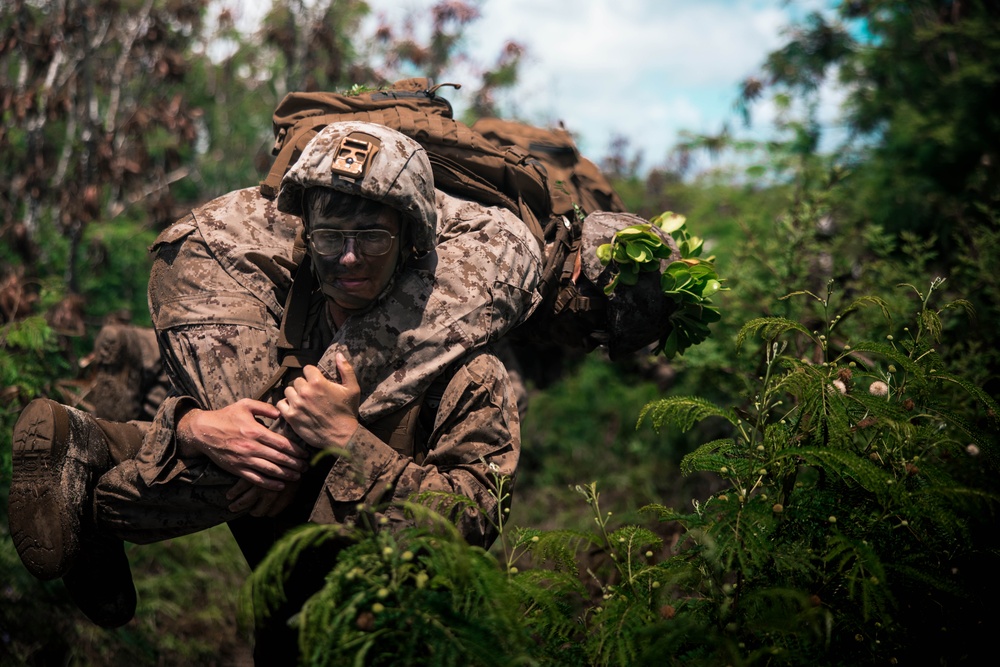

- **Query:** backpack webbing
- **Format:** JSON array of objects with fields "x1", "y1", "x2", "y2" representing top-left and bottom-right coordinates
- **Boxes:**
[{"x1": 260, "y1": 79, "x2": 549, "y2": 245}]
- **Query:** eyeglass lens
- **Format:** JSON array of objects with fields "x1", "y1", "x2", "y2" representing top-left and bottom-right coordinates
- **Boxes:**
[{"x1": 310, "y1": 230, "x2": 394, "y2": 256}]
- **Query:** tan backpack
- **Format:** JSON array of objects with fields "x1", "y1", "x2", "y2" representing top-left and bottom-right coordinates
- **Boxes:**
[
  {"x1": 263, "y1": 78, "x2": 627, "y2": 349},
  {"x1": 472, "y1": 117, "x2": 626, "y2": 219},
  {"x1": 262, "y1": 79, "x2": 547, "y2": 249}
]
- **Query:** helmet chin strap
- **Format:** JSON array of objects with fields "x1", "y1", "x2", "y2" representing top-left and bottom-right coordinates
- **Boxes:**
[{"x1": 317, "y1": 280, "x2": 341, "y2": 301}]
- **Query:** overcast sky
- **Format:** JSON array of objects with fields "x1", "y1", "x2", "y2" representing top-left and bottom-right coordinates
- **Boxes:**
[
  {"x1": 372, "y1": 0, "x2": 841, "y2": 170},
  {"x1": 229, "y1": 0, "x2": 841, "y2": 170}
]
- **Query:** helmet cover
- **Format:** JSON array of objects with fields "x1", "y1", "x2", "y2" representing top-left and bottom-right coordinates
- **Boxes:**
[{"x1": 277, "y1": 121, "x2": 437, "y2": 254}]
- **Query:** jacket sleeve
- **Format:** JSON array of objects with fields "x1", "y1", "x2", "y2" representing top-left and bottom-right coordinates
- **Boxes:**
[
  {"x1": 316, "y1": 191, "x2": 543, "y2": 424},
  {"x1": 308, "y1": 348, "x2": 520, "y2": 549}
]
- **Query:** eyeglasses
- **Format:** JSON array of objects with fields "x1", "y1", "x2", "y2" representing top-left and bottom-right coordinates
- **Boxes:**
[{"x1": 306, "y1": 229, "x2": 397, "y2": 256}]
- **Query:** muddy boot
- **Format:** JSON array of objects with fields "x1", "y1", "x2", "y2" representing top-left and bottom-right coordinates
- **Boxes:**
[
  {"x1": 9, "y1": 398, "x2": 141, "y2": 627},
  {"x1": 62, "y1": 529, "x2": 137, "y2": 628}
]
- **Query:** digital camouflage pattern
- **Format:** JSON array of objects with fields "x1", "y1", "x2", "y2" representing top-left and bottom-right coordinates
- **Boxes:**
[
  {"x1": 277, "y1": 120, "x2": 438, "y2": 254},
  {"x1": 96, "y1": 122, "x2": 541, "y2": 549}
]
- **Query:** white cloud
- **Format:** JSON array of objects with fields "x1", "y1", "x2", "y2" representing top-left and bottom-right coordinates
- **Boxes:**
[
  {"x1": 220, "y1": 0, "x2": 841, "y2": 167},
  {"x1": 374, "y1": 0, "x2": 844, "y2": 169},
  {"x1": 442, "y1": 0, "x2": 802, "y2": 167}
]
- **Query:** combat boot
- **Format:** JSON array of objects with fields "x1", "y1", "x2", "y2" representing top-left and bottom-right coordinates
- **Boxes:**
[{"x1": 9, "y1": 398, "x2": 142, "y2": 627}]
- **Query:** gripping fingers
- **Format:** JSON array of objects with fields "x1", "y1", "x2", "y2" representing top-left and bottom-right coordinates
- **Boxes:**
[{"x1": 228, "y1": 485, "x2": 262, "y2": 513}]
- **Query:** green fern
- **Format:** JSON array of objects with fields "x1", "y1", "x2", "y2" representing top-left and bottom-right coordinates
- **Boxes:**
[
  {"x1": 679, "y1": 438, "x2": 741, "y2": 476},
  {"x1": 736, "y1": 316, "x2": 813, "y2": 351},
  {"x1": 240, "y1": 523, "x2": 346, "y2": 628},
  {"x1": 837, "y1": 294, "x2": 893, "y2": 325},
  {"x1": 637, "y1": 395, "x2": 737, "y2": 433},
  {"x1": 639, "y1": 503, "x2": 696, "y2": 523},
  {"x1": 511, "y1": 526, "x2": 593, "y2": 574},
  {"x1": 783, "y1": 448, "x2": 891, "y2": 499},
  {"x1": 840, "y1": 340, "x2": 923, "y2": 376},
  {"x1": 823, "y1": 534, "x2": 890, "y2": 621}
]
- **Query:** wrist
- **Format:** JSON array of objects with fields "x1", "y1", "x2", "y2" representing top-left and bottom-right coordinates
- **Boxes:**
[
  {"x1": 175, "y1": 405, "x2": 205, "y2": 458},
  {"x1": 319, "y1": 420, "x2": 360, "y2": 452}
]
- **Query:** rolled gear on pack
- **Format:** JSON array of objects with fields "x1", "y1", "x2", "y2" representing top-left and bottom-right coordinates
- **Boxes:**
[{"x1": 472, "y1": 117, "x2": 626, "y2": 219}]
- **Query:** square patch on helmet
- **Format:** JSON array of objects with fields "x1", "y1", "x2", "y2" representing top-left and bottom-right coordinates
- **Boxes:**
[{"x1": 331, "y1": 137, "x2": 379, "y2": 180}]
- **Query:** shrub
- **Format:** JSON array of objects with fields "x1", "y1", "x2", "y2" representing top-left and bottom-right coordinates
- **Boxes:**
[{"x1": 253, "y1": 277, "x2": 999, "y2": 666}]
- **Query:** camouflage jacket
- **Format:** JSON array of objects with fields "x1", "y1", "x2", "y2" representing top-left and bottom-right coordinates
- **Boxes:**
[
  {"x1": 132, "y1": 185, "x2": 539, "y2": 546},
  {"x1": 149, "y1": 186, "x2": 541, "y2": 417}
]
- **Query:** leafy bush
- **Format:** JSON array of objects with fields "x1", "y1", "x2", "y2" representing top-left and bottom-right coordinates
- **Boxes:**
[
  {"x1": 252, "y1": 278, "x2": 998, "y2": 666},
  {"x1": 637, "y1": 278, "x2": 999, "y2": 665}
]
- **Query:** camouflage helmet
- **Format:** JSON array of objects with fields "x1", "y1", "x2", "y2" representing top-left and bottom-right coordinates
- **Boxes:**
[
  {"x1": 579, "y1": 211, "x2": 681, "y2": 360},
  {"x1": 277, "y1": 120, "x2": 437, "y2": 254}
]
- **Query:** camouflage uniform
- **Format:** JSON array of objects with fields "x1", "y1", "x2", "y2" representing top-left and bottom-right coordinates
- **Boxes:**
[{"x1": 93, "y1": 121, "x2": 541, "y2": 555}]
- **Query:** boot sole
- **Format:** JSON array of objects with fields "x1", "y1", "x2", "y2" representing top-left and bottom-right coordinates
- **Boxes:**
[{"x1": 9, "y1": 398, "x2": 79, "y2": 580}]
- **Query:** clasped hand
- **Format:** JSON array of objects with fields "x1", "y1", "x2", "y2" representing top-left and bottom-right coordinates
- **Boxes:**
[
  {"x1": 216, "y1": 352, "x2": 361, "y2": 516},
  {"x1": 276, "y1": 352, "x2": 361, "y2": 448}
]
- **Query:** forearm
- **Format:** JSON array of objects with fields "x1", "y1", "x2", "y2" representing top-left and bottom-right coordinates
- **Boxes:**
[
  {"x1": 309, "y1": 349, "x2": 520, "y2": 548},
  {"x1": 313, "y1": 427, "x2": 511, "y2": 546}
]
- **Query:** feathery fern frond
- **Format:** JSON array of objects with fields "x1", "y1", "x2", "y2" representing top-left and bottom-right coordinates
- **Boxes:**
[
  {"x1": 929, "y1": 410, "x2": 998, "y2": 468},
  {"x1": 778, "y1": 447, "x2": 891, "y2": 499},
  {"x1": 638, "y1": 395, "x2": 737, "y2": 433},
  {"x1": 239, "y1": 523, "x2": 348, "y2": 628},
  {"x1": 680, "y1": 438, "x2": 740, "y2": 476},
  {"x1": 841, "y1": 341, "x2": 921, "y2": 375},
  {"x1": 607, "y1": 525, "x2": 663, "y2": 560},
  {"x1": 513, "y1": 527, "x2": 595, "y2": 573},
  {"x1": 771, "y1": 363, "x2": 825, "y2": 398},
  {"x1": 293, "y1": 523, "x2": 538, "y2": 667},
  {"x1": 640, "y1": 503, "x2": 699, "y2": 524},
  {"x1": 585, "y1": 592, "x2": 659, "y2": 667},
  {"x1": 736, "y1": 316, "x2": 814, "y2": 351},
  {"x1": 938, "y1": 373, "x2": 1000, "y2": 430},
  {"x1": 508, "y1": 568, "x2": 584, "y2": 648},
  {"x1": 823, "y1": 533, "x2": 891, "y2": 621},
  {"x1": 840, "y1": 294, "x2": 892, "y2": 322},
  {"x1": 403, "y1": 492, "x2": 483, "y2": 538},
  {"x1": 731, "y1": 503, "x2": 781, "y2": 575}
]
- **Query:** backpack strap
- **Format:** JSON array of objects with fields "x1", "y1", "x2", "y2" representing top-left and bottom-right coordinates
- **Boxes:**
[
  {"x1": 537, "y1": 214, "x2": 579, "y2": 304},
  {"x1": 253, "y1": 249, "x2": 324, "y2": 401}
]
